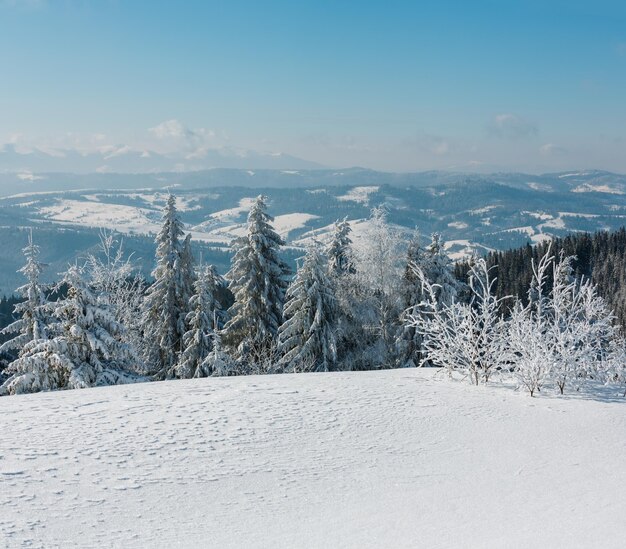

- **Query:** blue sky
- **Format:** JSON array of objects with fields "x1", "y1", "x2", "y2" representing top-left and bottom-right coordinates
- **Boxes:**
[{"x1": 1, "y1": 0, "x2": 625, "y2": 172}]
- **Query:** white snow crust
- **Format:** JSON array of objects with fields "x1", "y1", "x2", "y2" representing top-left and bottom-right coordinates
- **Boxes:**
[{"x1": 1, "y1": 369, "x2": 625, "y2": 548}]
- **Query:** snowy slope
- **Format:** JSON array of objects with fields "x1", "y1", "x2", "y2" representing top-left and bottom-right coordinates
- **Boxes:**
[{"x1": 2, "y1": 369, "x2": 625, "y2": 548}]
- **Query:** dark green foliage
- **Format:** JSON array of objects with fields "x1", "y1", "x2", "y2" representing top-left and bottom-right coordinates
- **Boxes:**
[{"x1": 457, "y1": 227, "x2": 626, "y2": 331}]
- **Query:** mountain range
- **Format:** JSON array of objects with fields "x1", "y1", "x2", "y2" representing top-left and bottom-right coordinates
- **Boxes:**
[
  {"x1": 1, "y1": 167, "x2": 626, "y2": 294},
  {"x1": 0, "y1": 143, "x2": 325, "y2": 176}
]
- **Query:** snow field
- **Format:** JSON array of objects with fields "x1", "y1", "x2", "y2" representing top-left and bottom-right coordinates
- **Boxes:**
[{"x1": 1, "y1": 368, "x2": 625, "y2": 548}]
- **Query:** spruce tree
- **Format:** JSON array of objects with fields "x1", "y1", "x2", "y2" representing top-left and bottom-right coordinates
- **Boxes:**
[
  {"x1": 176, "y1": 264, "x2": 225, "y2": 378},
  {"x1": 223, "y1": 195, "x2": 290, "y2": 358},
  {"x1": 1, "y1": 265, "x2": 135, "y2": 395},
  {"x1": 397, "y1": 230, "x2": 423, "y2": 367},
  {"x1": 203, "y1": 332, "x2": 237, "y2": 377},
  {"x1": 353, "y1": 206, "x2": 405, "y2": 367},
  {"x1": 422, "y1": 233, "x2": 461, "y2": 307},
  {"x1": 0, "y1": 231, "x2": 50, "y2": 359},
  {"x1": 142, "y1": 195, "x2": 195, "y2": 379},
  {"x1": 278, "y1": 246, "x2": 338, "y2": 372},
  {"x1": 326, "y1": 217, "x2": 355, "y2": 276}
]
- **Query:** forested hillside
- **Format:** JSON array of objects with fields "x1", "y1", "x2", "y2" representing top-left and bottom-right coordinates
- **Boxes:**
[{"x1": 456, "y1": 228, "x2": 626, "y2": 331}]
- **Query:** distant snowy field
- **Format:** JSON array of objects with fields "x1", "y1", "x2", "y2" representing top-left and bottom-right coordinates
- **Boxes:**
[{"x1": 2, "y1": 369, "x2": 625, "y2": 548}]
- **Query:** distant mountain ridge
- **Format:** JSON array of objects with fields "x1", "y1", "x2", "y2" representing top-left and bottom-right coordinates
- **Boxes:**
[
  {"x1": 1, "y1": 166, "x2": 625, "y2": 197},
  {"x1": 1, "y1": 167, "x2": 626, "y2": 295},
  {"x1": 0, "y1": 143, "x2": 325, "y2": 175}
]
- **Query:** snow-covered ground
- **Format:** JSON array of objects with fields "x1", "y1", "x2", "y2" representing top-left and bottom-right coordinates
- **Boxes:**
[
  {"x1": 2, "y1": 369, "x2": 625, "y2": 548},
  {"x1": 337, "y1": 186, "x2": 379, "y2": 204}
]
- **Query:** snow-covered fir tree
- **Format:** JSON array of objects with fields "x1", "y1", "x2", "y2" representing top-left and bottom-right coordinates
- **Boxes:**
[
  {"x1": 421, "y1": 233, "x2": 461, "y2": 307},
  {"x1": 326, "y1": 217, "x2": 355, "y2": 276},
  {"x1": 1, "y1": 265, "x2": 137, "y2": 395},
  {"x1": 277, "y1": 246, "x2": 338, "y2": 373},
  {"x1": 0, "y1": 231, "x2": 50, "y2": 359},
  {"x1": 323, "y1": 216, "x2": 369, "y2": 370},
  {"x1": 403, "y1": 232, "x2": 463, "y2": 368},
  {"x1": 223, "y1": 195, "x2": 290, "y2": 361},
  {"x1": 204, "y1": 332, "x2": 238, "y2": 377},
  {"x1": 179, "y1": 234, "x2": 197, "y2": 315},
  {"x1": 141, "y1": 195, "x2": 195, "y2": 379},
  {"x1": 353, "y1": 206, "x2": 406, "y2": 367},
  {"x1": 397, "y1": 230, "x2": 423, "y2": 367},
  {"x1": 85, "y1": 230, "x2": 145, "y2": 371},
  {"x1": 176, "y1": 264, "x2": 225, "y2": 379}
]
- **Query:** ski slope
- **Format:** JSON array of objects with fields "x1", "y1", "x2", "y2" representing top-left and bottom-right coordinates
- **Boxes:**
[{"x1": 1, "y1": 369, "x2": 625, "y2": 548}]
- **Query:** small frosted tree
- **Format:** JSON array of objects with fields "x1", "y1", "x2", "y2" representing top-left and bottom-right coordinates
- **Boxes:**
[
  {"x1": 408, "y1": 258, "x2": 507, "y2": 384},
  {"x1": 506, "y1": 248, "x2": 554, "y2": 396},
  {"x1": 205, "y1": 333, "x2": 238, "y2": 377},
  {"x1": 607, "y1": 345, "x2": 626, "y2": 397},
  {"x1": 1, "y1": 265, "x2": 137, "y2": 395},
  {"x1": 0, "y1": 231, "x2": 50, "y2": 359},
  {"x1": 507, "y1": 247, "x2": 620, "y2": 396},
  {"x1": 142, "y1": 195, "x2": 195, "y2": 379},
  {"x1": 223, "y1": 195, "x2": 290, "y2": 362},
  {"x1": 176, "y1": 264, "x2": 225, "y2": 379},
  {"x1": 550, "y1": 254, "x2": 619, "y2": 393},
  {"x1": 278, "y1": 246, "x2": 338, "y2": 373}
]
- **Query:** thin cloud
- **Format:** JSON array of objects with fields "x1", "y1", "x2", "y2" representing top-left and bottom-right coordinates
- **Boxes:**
[
  {"x1": 148, "y1": 119, "x2": 217, "y2": 152},
  {"x1": 539, "y1": 143, "x2": 567, "y2": 156},
  {"x1": 488, "y1": 113, "x2": 538, "y2": 140}
]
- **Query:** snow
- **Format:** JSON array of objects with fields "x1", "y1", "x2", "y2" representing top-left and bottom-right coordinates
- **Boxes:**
[
  {"x1": 337, "y1": 186, "x2": 379, "y2": 204},
  {"x1": 522, "y1": 210, "x2": 552, "y2": 221},
  {"x1": 443, "y1": 239, "x2": 473, "y2": 261},
  {"x1": 208, "y1": 197, "x2": 256, "y2": 223},
  {"x1": 272, "y1": 213, "x2": 320, "y2": 237},
  {"x1": 501, "y1": 225, "x2": 536, "y2": 236},
  {"x1": 538, "y1": 216, "x2": 566, "y2": 230},
  {"x1": 39, "y1": 199, "x2": 160, "y2": 235},
  {"x1": 531, "y1": 232, "x2": 554, "y2": 244},
  {"x1": 559, "y1": 211, "x2": 600, "y2": 219},
  {"x1": 123, "y1": 193, "x2": 203, "y2": 212},
  {"x1": 526, "y1": 181, "x2": 550, "y2": 190},
  {"x1": 467, "y1": 205, "x2": 497, "y2": 215},
  {"x1": 447, "y1": 220, "x2": 468, "y2": 229},
  {"x1": 2, "y1": 369, "x2": 624, "y2": 548},
  {"x1": 572, "y1": 184, "x2": 625, "y2": 195}
]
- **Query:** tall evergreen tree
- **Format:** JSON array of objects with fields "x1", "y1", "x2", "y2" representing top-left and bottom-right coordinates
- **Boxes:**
[
  {"x1": 326, "y1": 217, "x2": 355, "y2": 276},
  {"x1": 141, "y1": 195, "x2": 195, "y2": 379},
  {"x1": 277, "y1": 246, "x2": 338, "y2": 372},
  {"x1": 179, "y1": 234, "x2": 197, "y2": 314},
  {"x1": 0, "y1": 231, "x2": 50, "y2": 359},
  {"x1": 223, "y1": 195, "x2": 290, "y2": 357}
]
